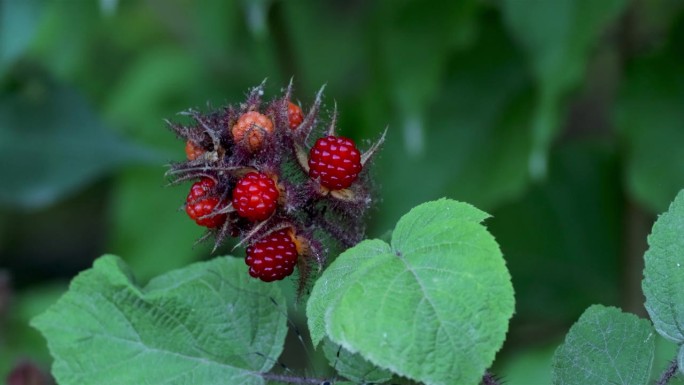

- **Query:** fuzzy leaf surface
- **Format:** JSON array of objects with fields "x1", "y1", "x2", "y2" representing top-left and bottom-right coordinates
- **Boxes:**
[
  {"x1": 32, "y1": 255, "x2": 287, "y2": 385},
  {"x1": 643, "y1": 190, "x2": 684, "y2": 343},
  {"x1": 551, "y1": 305, "x2": 655, "y2": 385},
  {"x1": 308, "y1": 199, "x2": 514, "y2": 385}
]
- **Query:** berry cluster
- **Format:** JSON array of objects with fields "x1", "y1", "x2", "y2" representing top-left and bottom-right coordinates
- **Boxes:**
[{"x1": 166, "y1": 81, "x2": 384, "y2": 288}]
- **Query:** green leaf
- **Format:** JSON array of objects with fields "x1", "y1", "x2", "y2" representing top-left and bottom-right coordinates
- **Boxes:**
[
  {"x1": 0, "y1": 79, "x2": 161, "y2": 209},
  {"x1": 307, "y1": 239, "x2": 391, "y2": 347},
  {"x1": 0, "y1": 0, "x2": 44, "y2": 73},
  {"x1": 501, "y1": 0, "x2": 627, "y2": 178},
  {"x1": 616, "y1": 25, "x2": 684, "y2": 213},
  {"x1": 322, "y1": 338, "x2": 392, "y2": 384},
  {"x1": 551, "y1": 305, "x2": 655, "y2": 385},
  {"x1": 32, "y1": 255, "x2": 287, "y2": 385},
  {"x1": 643, "y1": 190, "x2": 684, "y2": 343},
  {"x1": 308, "y1": 199, "x2": 514, "y2": 385}
]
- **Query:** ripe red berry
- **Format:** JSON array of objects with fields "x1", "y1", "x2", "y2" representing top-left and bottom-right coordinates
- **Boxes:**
[
  {"x1": 186, "y1": 178, "x2": 226, "y2": 228},
  {"x1": 308, "y1": 136, "x2": 362, "y2": 190},
  {"x1": 231, "y1": 111, "x2": 274, "y2": 151},
  {"x1": 185, "y1": 140, "x2": 204, "y2": 160},
  {"x1": 232, "y1": 172, "x2": 279, "y2": 221},
  {"x1": 287, "y1": 101, "x2": 304, "y2": 129},
  {"x1": 245, "y1": 229, "x2": 298, "y2": 282}
]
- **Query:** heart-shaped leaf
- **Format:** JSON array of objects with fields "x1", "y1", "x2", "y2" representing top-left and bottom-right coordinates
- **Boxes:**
[
  {"x1": 32, "y1": 255, "x2": 287, "y2": 385},
  {"x1": 643, "y1": 190, "x2": 684, "y2": 343},
  {"x1": 307, "y1": 199, "x2": 514, "y2": 385},
  {"x1": 551, "y1": 305, "x2": 655, "y2": 385}
]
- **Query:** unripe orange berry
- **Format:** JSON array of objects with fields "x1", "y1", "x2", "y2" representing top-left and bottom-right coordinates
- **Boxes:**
[
  {"x1": 185, "y1": 140, "x2": 204, "y2": 160},
  {"x1": 231, "y1": 111, "x2": 274, "y2": 151},
  {"x1": 287, "y1": 102, "x2": 304, "y2": 129}
]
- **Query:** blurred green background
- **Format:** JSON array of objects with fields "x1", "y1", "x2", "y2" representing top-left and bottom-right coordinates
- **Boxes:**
[{"x1": 1, "y1": 0, "x2": 684, "y2": 383}]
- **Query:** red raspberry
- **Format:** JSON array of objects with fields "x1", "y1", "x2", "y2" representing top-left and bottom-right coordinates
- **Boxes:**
[
  {"x1": 232, "y1": 172, "x2": 279, "y2": 221},
  {"x1": 287, "y1": 101, "x2": 304, "y2": 129},
  {"x1": 185, "y1": 178, "x2": 226, "y2": 228},
  {"x1": 245, "y1": 229, "x2": 298, "y2": 282},
  {"x1": 185, "y1": 140, "x2": 204, "y2": 160},
  {"x1": 231, "y1": 111, "x2": 274, "y2": 151},
  {"x1": 308, "y1": 136, "x2": 362, "y2": 190}
]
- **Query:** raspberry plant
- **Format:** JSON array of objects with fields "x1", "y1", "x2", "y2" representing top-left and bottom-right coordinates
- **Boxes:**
[
  {"x1": 26, "y1": 83, "x2": 684, "y2": 385},
  {"x1": 26, "y1": 83, "x2": 516, "y2": 385}
]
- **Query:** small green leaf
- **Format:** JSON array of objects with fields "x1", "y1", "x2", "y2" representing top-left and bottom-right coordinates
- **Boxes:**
[
  {"x1": 501, "y1": 0, "x2": 627, "y2": 178},
  {"x1": 322, "y1": 338, "x2": 392, "y2": 384},
  {"x1": 32, "y1": 255, "x2": 287, "y2": 385},
  {"x1": 308, "y1": 199, "x2": 514, "y2": 385},
  {"x1": 551, "y1": 305, "x2": 655, "y2": 385},
  {"x1": 0, "y1": 80, "x2": 161, "y2": 209},
  {"x1": 643, "y1": 190, "x2": 684, "y2": 343}
]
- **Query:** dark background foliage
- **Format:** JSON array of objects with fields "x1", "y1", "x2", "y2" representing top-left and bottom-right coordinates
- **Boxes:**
[{"x1": 1, "y1": 0, "x2": 683, "y2": 383}]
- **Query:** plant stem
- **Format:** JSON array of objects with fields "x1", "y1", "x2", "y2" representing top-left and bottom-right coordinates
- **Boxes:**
[{"x1": 657, "y1": 359, "x2": 679, "y2": 385}]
